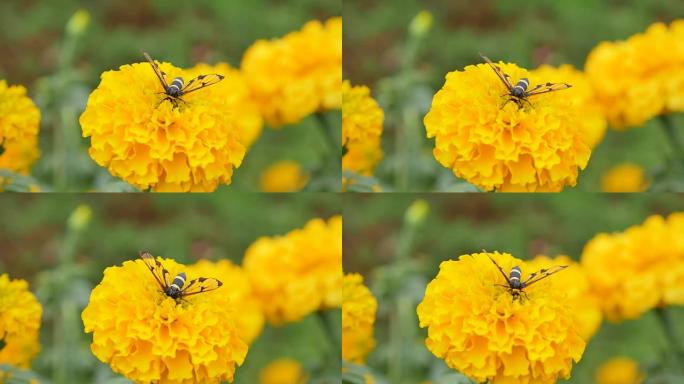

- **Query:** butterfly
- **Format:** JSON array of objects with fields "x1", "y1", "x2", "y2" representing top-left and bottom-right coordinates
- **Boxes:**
[
  {"x1": 488, "y1": 255, "x2": 567, "y2": 301},
  {"x1": 139, "y1": 251, "x2": 222, "y2": 300},
  {"x1": 142, "y1": 51, "x2": 224, "y2": 108},
  {"x1": 480, "y1": 53, "x2": 571, "y2": 109}
]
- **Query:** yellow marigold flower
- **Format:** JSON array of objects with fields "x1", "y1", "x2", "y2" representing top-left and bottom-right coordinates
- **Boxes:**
[
  {"x1": 260, "y1": 160, "x2": 309, "y2": 192},
  {"x1": 259, "y1": 358, "x2": 308, "y2": 384},
  {"x1": 527, "y1": 255, "x2": 602, "y2": 341},
  {"x1": 82, "y1": 256, "x2": 248, "y2": 383},
  {"x1": 530, "y1": 64, "x2": 607, "y2": 148},
  {"x1": 241, "y1": 17, "x2": 342, "y2": 127},
  {"x1": 600, "y1": 163, "x2": 650, "y2": 192},
  {"x1": 187, "y1": 259, "x2": 264, "y2": 345},
  {"x1": 244, "y1": 215, "x2": 342, "y2": 324},
  {"x1": 595, "y1": 357, "x2": 644, "y2": 384},
  {"x1": 417, "y1": 252, "x2": 585, "y2": 384},
  {"x1": 342, "y1": 273, "x2": 377, "y2": 363},
  {"x1": 80, "y1": 60, "x2": 246, "y2": 192},
  {"x1": 424, "y1": 61, "x2": 591, "y2": 192},
  {"x1": 342, "y1": 80, "x2": 384, "y2": 177},
  {"x1": 581, "y1": 213, "x2": 684, "y2": 322},
  {"x1": 0, "y1": 274, "x2": 42, "y2": 368},
  {"x1": 585, "y1": 20, "x2": 684, "y2": 129},
  {"x1": 0, "y1": 80, "x2": 40, "y2": 175},
  {"x1": 186, "y1": 63, "x2": 263, "y2": 148}
]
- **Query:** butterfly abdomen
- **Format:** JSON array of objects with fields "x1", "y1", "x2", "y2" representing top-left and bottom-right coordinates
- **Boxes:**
[
  {"x1": 167, "y1": 77, "x2": 184, "y2": 97},
  {"x1": 511, "y1": 78, "x2": 529, "y2": 97},
  {"x1": 509, "y1": 266, "x2": 523, "y2": 289},
  {"x1": 167, "y1": 272, "x2": 186, "y2": 298}
]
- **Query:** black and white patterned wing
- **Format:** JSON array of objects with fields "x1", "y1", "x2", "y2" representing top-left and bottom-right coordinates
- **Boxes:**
[
  {"x1": 525, "y1": 82, "x2": 572, "y2": 97},
  {"x1": 522, "y1": 265, "x2": 568, "y2": 287},
  {"x1": 140, "y1": 251, "x2": 171, "y2": 290},
  {"x1": 480, "y1": 53, "x2": 513, "y2": 91},
  {"x1": 181, "y1": 74, "x2": 225, "y2": 95},
  {"x1": 179, "y1": 277, "x2": 223, "y2": 297},
  {"x1": 143, "y1": 51, "x2": 170, "y2": 90}
]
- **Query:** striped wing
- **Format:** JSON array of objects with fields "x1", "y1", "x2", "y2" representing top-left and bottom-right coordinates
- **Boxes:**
[
  {"x1": 522, "y1": 265, "x2": 568, "y2": 287},
  {"x1": 142, "y1": 51, "x2": 170, "y2": 90},
  {"x1": 180, "y1": 277, "x2": 223, "y2": 297},
  {"x1": 480, "y1": 53, "x2": 513, "y2": 90},
  {"x1": 181, "y1": 74, "x2": 225, "y2": 95},
  {"x1": 525, "y1": 82, "x2": 572, "y2": 97},
  {"x1": 140, "y1": 251, "x2": 171, "y2": 290},
  {"x1": 488, "y1": 255, "x2": 511, "y2": 284}
]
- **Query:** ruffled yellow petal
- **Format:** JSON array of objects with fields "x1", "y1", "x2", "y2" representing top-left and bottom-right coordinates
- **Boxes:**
[
  {"x1": 0, "y1": 274, "x2": 42, "y2": 369},
  {"x1": 80, "y1": 60, "x2": 246, "y2": 192},
  {"x1": 0, "y1": 80, "x2": 41, "y2": 176},
  {"x1": 241, "y1": 18, "x2": 342, "y2": 127},
  {"x1": 424, "y1": 62, "x2": 590, "y2": 192},
  {"x1": 342, "y1": 273, "x2": 377, "y2": 363},
  {"x1": 82, "y1": 256, "x2": 248, "y2": 383},
  {"x1": 585, "y1": 20, "x2": 684, "y2": 128},
  {"x1": 244, "y1": 216, "x2": 342, "y2": 324},
  {"x1": 417, "y1": 252, "x2": 585, "y2": 384},
  {"x1": 581, "y1": 213, "x2": 684, "y2": 322}
]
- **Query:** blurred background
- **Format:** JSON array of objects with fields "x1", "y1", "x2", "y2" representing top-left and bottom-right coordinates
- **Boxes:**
[
  {"x1": 343, "y1": 193, "x2": 684, "y2": 383},
  {"x1": 343, "y1": 0, "x2": 684, "y2": 192},
  {"x1": 0, "y1": 193, "x2": 340, "y2": 383},
  {"x1": 0, "y1": 0, "x2": 341, "y2": 192}
]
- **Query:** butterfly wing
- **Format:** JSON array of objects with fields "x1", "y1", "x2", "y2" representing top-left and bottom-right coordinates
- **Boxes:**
[
  {"x1": 140, "y1": 251, "x2": 170, "y2": 291},
  {"x1": 180, "y1": 277, "x2": 223, "y2": 297},
  {"x1": 522, "y1": 265, "x2": 568, "y2": 287},
  {"x1": 524, "y1": 82, "x2": 572, "y2": 97},
  {"x1": 181, "y1": 74, "x2": 225, "y2": 95},
  {"x1": 143, "y1": 51, "x2": 170, "y2": 90},
  {"x1": 488, "y1": 255, "x2": 511, "y2": 284},
  {"x1": 480, "y1": 53, "x2": 513, "y2": 90}
]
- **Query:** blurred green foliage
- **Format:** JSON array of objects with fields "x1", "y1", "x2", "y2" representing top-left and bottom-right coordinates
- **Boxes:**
[
  {"x1": 343, "y1": 193, "x2": 684, "y2": 383},
  {"x1": 0, "y1": 193, "x2": 340, "y2": 384},
  {"x1": 343, "y1": 0, "x2": 684, "y2": 192},
  {"x1": 0, "y1": 0, "x2": 341, "y2": 192}
]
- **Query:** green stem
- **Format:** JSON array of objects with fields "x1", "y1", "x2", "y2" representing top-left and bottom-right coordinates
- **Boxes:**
[
  {"x1": 315, "y1": 112, "x2": 339, "y2": 157},
  {"x1": 655, "y1": 307, "x2": 684, "y2": 370},
  {"x1": 317, "y1": 311, "x2": 341, "y2": 362},
  {"x1": 660, "y1": 114, "x2": 684, "y2": 165}
]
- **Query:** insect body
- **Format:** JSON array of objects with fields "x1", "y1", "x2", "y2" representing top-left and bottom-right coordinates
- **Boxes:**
[
  {"x1": 140, "y1": 251, "x2": 222, "y2": 300},
  {"x1": 142, "y1": 51, "x2": 225, "y2": 108},
  {"x1": 479, "y1": 53, "x2": 572, "y2": 109},
  {"x1": 488, "y1": 256, "x2": 567, "y2": 301}
]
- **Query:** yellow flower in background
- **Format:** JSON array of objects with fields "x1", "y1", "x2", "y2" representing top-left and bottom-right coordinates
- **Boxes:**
[
  {"x1": 585, "y1": 19, "x2": 684, "y2": 129},
  {"x1": 244, "y1": 215, "x2": 342, "y2": 324},
  {"x1": 242, "y1": 17, "x2": 342, "y2": 127},
  {"x1": 424, "y1": 61, "x2": 591, "y2": 192},
  {"x1": 188, "y1": 259, "x2": 264, "y2": 345},
  {"x1": 417, "y1": 252, "x2": 585, "y2": 384},
  {"x1": 600, "y1": 163, "x2": 649, "y2": 192},
  {"x1": 527, "y1": 255, "x2": 602, "y2": 341},
  {"x1": 0, "y1": 274, "x2": 42, "y2": 368},
  {"x1": 82, "y1": 256, "x2": 248, "y2": 383},
  {"x1": 80, "y1": 60, "x2": 246, "y2": 192},
  {"x1": 342, "y1": 80, "x2": 384, "y2": 178},
  {"x1": 260, "y1": 160, "x2": 310, "y2": 192},
  {"x1": 530, "y1": 64, "x2": 607, "y2": 148},
  {"x1": 342, "y1": 273, "x2": 377, "y2": 363},
  {"x1": 595, "y1": 357, "x2": 644, "y2": 384},
  {"x1": 186, "y1": 63, "x2": 263, "y2": 149},
  {"x1": 0, "y1": 80, "x2": 40, "y2": 176},
  {"x1": 581, "y1": 213, "x2": 684, "y2": 322},
  {"x1": 259, "y1": 358, "x2": 308, "y2": 384}
]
